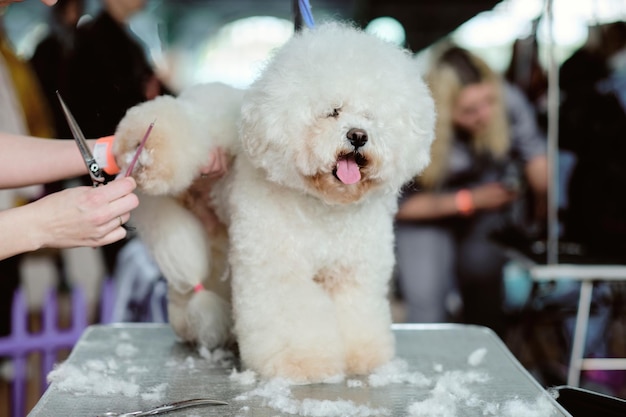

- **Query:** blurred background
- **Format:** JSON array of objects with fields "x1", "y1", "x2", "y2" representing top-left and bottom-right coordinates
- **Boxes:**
[
  {"x1": 5, "y1": 0, "x2": 626, "y2": 90},
  {"x1": 2, "y1": 0, "x2": 626, "y2": 416}
]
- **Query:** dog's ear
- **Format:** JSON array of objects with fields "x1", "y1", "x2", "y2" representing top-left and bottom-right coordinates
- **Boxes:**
[
  {"x1": 240, "y1": 98, "x2": 268, "y2": 168},
  {"x1": 239, "y1": 90, "x2": 289, "y2": 174},
  {"x1": 401, "y1": 79, "x2": 437, "y2": 179}
]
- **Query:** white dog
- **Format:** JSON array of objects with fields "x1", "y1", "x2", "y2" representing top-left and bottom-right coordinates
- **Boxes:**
[{"x1": 113, "y1": 22, "x2": 435, "y2": 383}]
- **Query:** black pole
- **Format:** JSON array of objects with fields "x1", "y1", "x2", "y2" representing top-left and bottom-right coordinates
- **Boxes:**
[{"x1": 293, "y1": 0, "x2": 304, "y2": 32}]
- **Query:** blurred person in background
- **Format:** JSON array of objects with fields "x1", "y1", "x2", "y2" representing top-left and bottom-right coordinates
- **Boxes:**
[
  {"x1": 0, "y1": 15, "x2": 54, "y2": 141},
  {"x1": 556, "y1": 23, "x2": 626, "y2": 393},
  {"x1": 492, "y1": 23, "x2": 626, "y2": 391},
  {"x1": 0, "y1": 7, "x2": 55, "y2": 337},
  {"x1": 66, "y1": 0, "x2": 171, "y2": 274},
  {"x1": 31, "y1": 0, "x2": 85, "y2": 142},
  {"x1": 505, "y1": 19, "x2": 548, "y2": 134},
  {"x1": 559, "y1": 21, "x2": 626, "y2": 262},
  {"x1": 394, "y1": 45, "x2": 548, "y2": 338},
  {"x1": 68, "y1": 0, "x2": 169, "y2": 138}
]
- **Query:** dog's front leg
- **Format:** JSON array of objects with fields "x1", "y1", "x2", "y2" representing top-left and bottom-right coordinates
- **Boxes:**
[
  {"x1": 331, "y1": 266, "x2": 396, "y2": 375},
  {"x1": 229, "y1": 244, "x2": 347, "y2": 383}
]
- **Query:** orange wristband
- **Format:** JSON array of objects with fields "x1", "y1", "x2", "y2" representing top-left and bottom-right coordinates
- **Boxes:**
[
  {"x1": 93, "y1": 135, "x2": 121, "y2": 175},
  {"x1": 455, "y1": 189, "x2": 474, "y2": 216}
]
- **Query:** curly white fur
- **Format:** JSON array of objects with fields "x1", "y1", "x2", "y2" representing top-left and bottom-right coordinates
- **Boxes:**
[{"x1": 114, "y1": 21, "x2": 435, "y2": 383}]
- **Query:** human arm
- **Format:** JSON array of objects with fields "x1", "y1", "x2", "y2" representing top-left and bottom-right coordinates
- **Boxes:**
[
  {"x1": 396, "y1": 182, "x2": 517, "y2": 221},
  {"x1": 0, "y1": 127, "x2": 228, "y2": 189},
  {"x1": 180, "y1": 147, "x2": 230, "y2": 234},
  {"x1": 524, "y1": 154, "x2": 549, "y2": 220},
  {"x1": 525, "y1": 154, "x2": 549, "y2": 194},
  {"x1": 396, "y1": 191, "x2": 459, "y2": 221},
  {"x1": 0, "y1": 177, "x2": 138, "y2": 260},
  {"x1": 0, "y1": 132, "x2": 97, "y2": 188}
]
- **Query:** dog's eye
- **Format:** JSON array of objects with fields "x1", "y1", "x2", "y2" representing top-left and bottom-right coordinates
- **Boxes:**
[{"x1": 327, "y1": 108, "x2": 341, "y2": 118}]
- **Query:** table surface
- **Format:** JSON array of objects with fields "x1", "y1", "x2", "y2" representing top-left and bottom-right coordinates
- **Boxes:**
[{"x1": 28, "y1": 323, "x2": 572, "y2": 417}]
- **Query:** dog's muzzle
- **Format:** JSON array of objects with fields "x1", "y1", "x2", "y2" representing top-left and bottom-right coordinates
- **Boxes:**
[{"x1": 332, "y1": 128, "x2": 370, "y2": 185}]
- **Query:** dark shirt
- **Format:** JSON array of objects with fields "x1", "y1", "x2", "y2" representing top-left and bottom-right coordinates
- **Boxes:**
[
  {"x1": 31, "y1": 31, "x2": 75, "y2": 138},
  {"x1": 559, "y1": 50, "x2": 626, "y2": 258},
  {"x1": 67, "y1": 10, "x2": 156, "y2": 138}
]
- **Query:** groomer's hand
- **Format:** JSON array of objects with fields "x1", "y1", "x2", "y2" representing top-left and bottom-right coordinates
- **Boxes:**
[
  {"x1": 199, "y1": 146, "x2": 229, "y2": 178},
  {"x1": 29, "y1": 177, "x2": 139, "y2": 249},
  {"x1": 180, "y1": 147, "x2": 230, "y2": 235}
]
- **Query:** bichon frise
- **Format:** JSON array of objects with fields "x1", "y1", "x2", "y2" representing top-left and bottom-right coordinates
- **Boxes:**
[{"x1": 113, "y1": 21, "x2": 435, "y2": 383}]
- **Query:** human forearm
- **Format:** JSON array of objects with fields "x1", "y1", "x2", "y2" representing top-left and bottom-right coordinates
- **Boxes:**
[
  {"x1": 0, "y1": 178, "x2": 138, "y2": 261},
  {"x1": 0, "y1": 204, "x2": 42, "y2": 259},
  {"x1": 396, "y1": 192, "x2": 459, "y2": 221},
  {"x1": 525, "y1": 155, "x2": 549, "y2": 194},
  {"x1": 0, "y1": 132, "x2": 95, "y2": 188},
  {"x1": 396, "y1": 182, "x2": 518, "y2": 221},
  {"x1": 525, "y1": 155, "x2": 549, "y2": 220}
]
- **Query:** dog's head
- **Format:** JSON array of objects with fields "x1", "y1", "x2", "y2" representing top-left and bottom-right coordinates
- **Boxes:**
[{"x1": 240, "y1": 22, "x2": 435, "y2": 205}]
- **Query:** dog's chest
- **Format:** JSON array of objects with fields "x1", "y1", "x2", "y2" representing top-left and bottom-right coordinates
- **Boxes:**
[{"x1": 312, "y1": 265, "x2": 357, "y2": 296}]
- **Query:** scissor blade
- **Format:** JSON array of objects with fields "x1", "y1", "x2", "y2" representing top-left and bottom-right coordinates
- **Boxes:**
[{"x1": 56, "y1": 91, "x2": 105, "y2": 185}]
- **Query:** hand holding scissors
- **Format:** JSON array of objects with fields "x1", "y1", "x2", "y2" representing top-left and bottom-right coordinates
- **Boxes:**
[{"x1": 56, "y1": 92, "x2": 151, "y2": 231}]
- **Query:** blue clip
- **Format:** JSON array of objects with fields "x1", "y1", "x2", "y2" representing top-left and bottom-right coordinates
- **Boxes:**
[{"x1": 298, "y1": 0, "x2": 315, "y2": 28}]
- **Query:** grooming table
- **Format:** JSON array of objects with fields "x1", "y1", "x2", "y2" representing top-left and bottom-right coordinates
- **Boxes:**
[{"x1": 28, "y1": 323, "x2": 571, "y2": 416}]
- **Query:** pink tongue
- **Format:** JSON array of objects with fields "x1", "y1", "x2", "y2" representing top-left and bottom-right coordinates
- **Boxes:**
[{"x1": 336, "y1": 157, "x2": 361, "y2": 185}]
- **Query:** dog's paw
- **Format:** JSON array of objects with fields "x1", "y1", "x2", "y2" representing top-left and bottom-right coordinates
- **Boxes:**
[
  {"x1": 345, "y1": 342, "x2": 394, "y2": 375},
  {"x1": 258, "y1": 348, "x2": 346, "y2": 384},
  {"x1": 114, "y1": 95, "x2": 209, "y2": 195}
]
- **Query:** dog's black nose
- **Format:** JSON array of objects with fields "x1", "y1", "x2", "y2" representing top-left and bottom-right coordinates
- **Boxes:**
[{"x1": 347, "y1": 128, "x2": 368, "y2": 149}]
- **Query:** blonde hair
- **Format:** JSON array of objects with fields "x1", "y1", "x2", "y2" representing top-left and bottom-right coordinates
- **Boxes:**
[{"x1": 420, "y1": 45, "x2": 510, "y2": 189}]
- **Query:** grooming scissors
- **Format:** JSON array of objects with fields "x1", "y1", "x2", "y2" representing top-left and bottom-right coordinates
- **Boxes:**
[
  {"x1": 96, "y1": 398, "x2": 228, "y2": 417},
  {"x1": 56, "y1": 91, "x2": 154, "y2": 182},
  {"x1": 56, "y1": 91, "x2": 108, "y2": 187}
]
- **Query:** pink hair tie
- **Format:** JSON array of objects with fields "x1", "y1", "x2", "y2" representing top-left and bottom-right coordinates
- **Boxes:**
[{"x1": 194, "y1": 283, "x2": 204, "y2": 293}]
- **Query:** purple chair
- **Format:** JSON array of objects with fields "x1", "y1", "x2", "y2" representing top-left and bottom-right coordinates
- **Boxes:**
[{"x1": 0, "y1": 287, "x2": 87, "y2": 417}]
